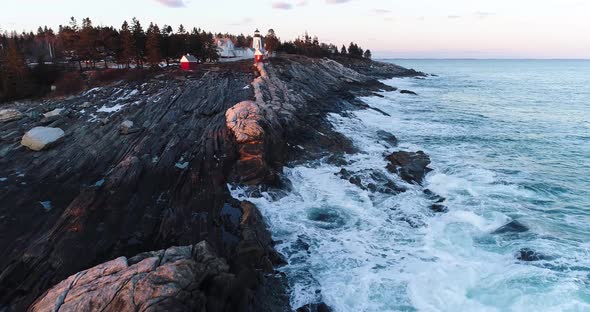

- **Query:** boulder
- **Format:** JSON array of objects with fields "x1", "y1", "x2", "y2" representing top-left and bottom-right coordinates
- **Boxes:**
[
  {"x1": 492, "y1": 220, "x2": 529, "y2": 234},
  {"x1": 0, "y1": 109, "x2": 23, "y2": 123},
  {"x1": 29, "y1": 241, "x2": 232, "y2": 312},
  {"x1": 119, "y1": 120, "x2": 138, "y2": 135},
  {"x1": 43, "y1": 108, "x2": 65, "y2": 118},
  {"x1": 225, "y1": 101, "x2": 264, "y2": 144},
  {"x1": 385, "y1": 151, "x2": 432, "y2": 184},
  {"x1": 376, "y1": 130, "x2": 398, "y2": 146},
  {"x1": 79, "y1": 102, "x2": 92, "y2": 108},
  {"x1": 21, "y1": 127, "x2": 65, "y2": 151}
]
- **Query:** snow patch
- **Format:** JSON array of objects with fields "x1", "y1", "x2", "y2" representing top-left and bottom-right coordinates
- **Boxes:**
[
  {"x1": 39, "y1": 201, "x2": 52, "y2": 212},
  {"x1": 97, "y1": 104, "x2": 126, "y2": 113},
  {"x1": 175, "y1": 162, "x2": 189, "y2": 170}
]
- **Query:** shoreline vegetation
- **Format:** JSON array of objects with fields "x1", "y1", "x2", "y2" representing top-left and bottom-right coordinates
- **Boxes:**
[
  {"x1": 0, "y1": 17, "x2": 428, "y2": 312},
  {"x1": 0, "y1": 17, "x2": 371, "y2": 104}
]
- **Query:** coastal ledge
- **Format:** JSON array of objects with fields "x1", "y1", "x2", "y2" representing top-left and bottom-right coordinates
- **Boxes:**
[{"x1": 0, "y1": 55, "x2": 423, "y2": 311}]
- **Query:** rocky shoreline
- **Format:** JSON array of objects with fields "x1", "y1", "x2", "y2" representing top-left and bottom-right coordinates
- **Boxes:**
[{"x1": 0, "y1": 55, "x2": 425, "y2": 311}]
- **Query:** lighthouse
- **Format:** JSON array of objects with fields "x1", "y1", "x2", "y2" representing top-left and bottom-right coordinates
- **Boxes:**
[{"x1": 253, "y1": 29, "x2": 264, "y2": 63}]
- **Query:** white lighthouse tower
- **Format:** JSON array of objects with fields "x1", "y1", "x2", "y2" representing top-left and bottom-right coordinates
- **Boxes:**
[{"x1": 253, "y1": 29, "x2": 264, "y2": 62}]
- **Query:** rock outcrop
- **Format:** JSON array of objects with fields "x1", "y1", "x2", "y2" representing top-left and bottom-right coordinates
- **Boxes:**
[
  {"x1": 29, "y1": 241, "x2": 232, "y2": 312},
  {"x1": 226, "y1": 101, "x2": 274, "y2": 184},
  {"x1": 492, "y1": 220, "x2": 529, "y2": 234},
  {"x1": 43, "y1": 108, "x2": 65, "y2": 118},
  {"x1": 0, "y1": 56, "x2": 422, "y2": 311},
  {"x1": 385, "y1": 151, "x2": 433, "y2": 184},
  {"x1": 21, "y1": 127, "x2": 65, "y2": 151}
]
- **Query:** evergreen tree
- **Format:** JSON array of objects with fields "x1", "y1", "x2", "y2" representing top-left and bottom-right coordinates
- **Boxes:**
[
  {"x1": 161, "y1": 25, "x2": 173, "y2": 66},
  {"x1": 364, "y1": 49, "x2": 372, "y2": 59},
  {"x1": 265, "y1": 29, "x2": 280, "y2": 56},
  {"x1": 146, "y1": 23, "x2": 161, "y2": 68},
  {"x1": 236, "y1": 34, "x2": 247, "y2": 48},
  {"x1": 79, "y1": 17, "x2": 98, "y2": 68},
  {"x1": 188, "y1": 28, "x2": 203, "y2": 59},
  {"x1": 58, "y1": 17, "x2": 81, "y2": 69},
  {"x1": 1, "y1": 38, "x2": 30, "y2": 100},
  {"x1": 119, "y1": 21, "x2": 133, "y2": 68},
  {"x1": 202, "y1": 31, "x2": 218, "y2": 62},
  {"x1": 97, "y1": 26, "x2": 118, "y2": 68},
  {"x1": 131, "y1": 18, "x2": 145, "y2": 68},
  {"x1": 341, "y1": 45, "x2": 347, "y2": 55}
]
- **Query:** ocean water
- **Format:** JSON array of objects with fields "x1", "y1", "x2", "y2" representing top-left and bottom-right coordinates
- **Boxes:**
[{"x1": 233, "y1": 60, "x2": 590, "y2": 311}]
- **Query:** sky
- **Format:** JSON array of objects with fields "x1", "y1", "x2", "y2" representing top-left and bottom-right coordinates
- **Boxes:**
[{"x1": 1, "y1": 0, "x2": 590, "y2": 58}]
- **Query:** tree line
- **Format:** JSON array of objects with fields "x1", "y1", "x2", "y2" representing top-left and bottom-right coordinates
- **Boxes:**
[
  {"x1": 1, "y1": 18, "x2": 373, "y2": 103},
  {"x1": 3, "y1": 17, "x2": 220, "y2": 69},
  {"x1": 277, "y1": 32, "x2": 371, "y2": 60},
  {"x1": 0, "y1": 17, "x2": 222, "y2": 101}
]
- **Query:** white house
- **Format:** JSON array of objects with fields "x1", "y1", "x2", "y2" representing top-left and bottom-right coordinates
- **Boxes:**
[
  {"x1": 215, "y1": 37, "x2": 256, "y2": 60},
  {"x1": 216, "y1": 38, "x2": 236, "y2": 58}
]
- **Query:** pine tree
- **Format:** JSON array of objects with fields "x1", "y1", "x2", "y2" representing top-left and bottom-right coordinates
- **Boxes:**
[
  {"x1": 79, "y1": 17, "x2": 98, "y2": 68},
  {"x1": 1, "y1": 38, "x2": 30, "y2": 100},
  {"x1": 341, "y1": 45, "x2": 347, "y2": 55},
  {"x1": 58, "y1": 17, "x2": 81, "y2": 69},
  {"x1": 131, "y1": 18, "x2": 145, "y2": 68},
  {"x1": 146, "y1": 23, "x2": 161, "y2": 68},
  {"x1": 265, "y1": 29, "x2": 280, "y2": 56},
  {"x1": 119, "y1": 21, "x2": 134, "y2": 68},
  {"x1": 161, "y1": 25, "x2": 173, "y2": 66},
  {"x1": 364, "y1": 49, "x2": 372, "y2": 59}
]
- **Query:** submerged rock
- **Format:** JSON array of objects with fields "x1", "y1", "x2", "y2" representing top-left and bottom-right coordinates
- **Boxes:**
[
  {"x1": 400, "y1": 90, "x2": 418, "y2": 95},
  {"x1": 21, "y1": 127, "x2": 65, "y2": 151},
  {"x1": 29, "y1": 241, "x2": 234, "y2": 312},
  {"x1": 0, "y1": 109, "x2": 23, "y2": 123},
  {"x1": 492, "y1": 220, "x2": 529, "y2": 234},
  {"x1": 296, "y1": 302, "x2": 333, "y2": 312},
  {"x1": 430, "y1": 204, "x2": 448, "y2": 213},
  {"x1": 516, "y1": 248, "x2": 547, "y2": 262},
  {"x1": 385, "y1": 151, "x2": 432, "y2": 184},
  {"x1": 376, "y1": 130, "x2": 398, "y2": 146}
]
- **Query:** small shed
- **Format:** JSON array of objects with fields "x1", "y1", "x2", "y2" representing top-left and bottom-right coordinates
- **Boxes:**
[{"x1": 180, "y1": 54, "x2": 198, "y2": 70}]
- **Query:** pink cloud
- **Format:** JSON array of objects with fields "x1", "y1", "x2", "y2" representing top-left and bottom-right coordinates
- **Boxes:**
[
  {"x1": 155, "y1": 0, "x2": 186, "y2": 7},
  {"x1": 272, "y1": 2, "x2": 293, "y2": 9}
]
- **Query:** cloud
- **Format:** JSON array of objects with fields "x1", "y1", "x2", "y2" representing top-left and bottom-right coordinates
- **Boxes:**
[
  {"x1": 475, "y1": 11, "x2": 495, "y2": 19},
  {"x1": 373, "y1": 9, "x2": 391, "y2": 14},
  {"x1": 447, "y1": 15, "x2": 461, "y2": 19},
  {"x1": 272, "y1": 1, "x2": 293, "y2": 9},
  {"x1": 297, "y1": 0, "x2": 308, "y2": 6},
  {"x1": 229, "y1": 18, "x2": 253, "y2": 26},
  {"x1": 327, "y1": 0, "x2": 352, "y2": 4},
  {"x1": 155, "y1": 0, "x2": 186, "y2": 7}
]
